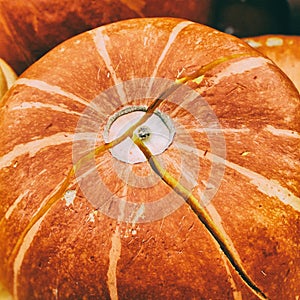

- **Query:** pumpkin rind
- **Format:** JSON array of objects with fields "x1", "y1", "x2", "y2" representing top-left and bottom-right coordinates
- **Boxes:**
[{"x1": 0, "y1": 18, "x2": 299, "y2": 300}]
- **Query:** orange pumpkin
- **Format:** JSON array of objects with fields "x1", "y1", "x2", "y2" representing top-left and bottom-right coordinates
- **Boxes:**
[
  {"x1": 0, "y1": 0, "x2": 214, "y2": 74},
  {"x1": 244, "y1": 35, "x2": 300, "y2": 92},
  {"x1": 0, "y1": 59, "x2": 17, "y2": 100},
  {"x1": 0, "y1": 18, "x2": 299, "y2": 300}
]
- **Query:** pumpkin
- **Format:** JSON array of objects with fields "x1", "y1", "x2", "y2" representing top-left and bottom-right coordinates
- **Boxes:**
[
  {"x1": 0, "y1": 18, "x2": 299, "y2": 300},
  {"x1": 0, "y1": 0, "x2": 214, "y2": 75},
  {"x1": 0, "y1": 58, "x2": 17, "y2": 100},
  {"x1": 243, "y1": 35, "x2": 300, "y2": 92}
]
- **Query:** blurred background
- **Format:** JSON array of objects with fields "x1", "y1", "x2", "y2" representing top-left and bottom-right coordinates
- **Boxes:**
[{"x1": 210, "y1": 0, "x2": 300, "y2": 37}]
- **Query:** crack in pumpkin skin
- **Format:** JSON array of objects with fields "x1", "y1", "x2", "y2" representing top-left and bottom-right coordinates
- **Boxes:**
[
  {"x1": 8, "y1": 53, "x2": 268, "y2": 299},
  {"x1": 132, "y1": 135, "x2": 268, "y2": 300},
  {"x1": 175, "y1": 53, "x2": 251, "y2": 84}
]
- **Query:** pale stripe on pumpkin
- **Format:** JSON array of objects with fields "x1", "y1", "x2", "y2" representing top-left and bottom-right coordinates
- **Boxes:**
[
  {"x1": 2, "y1": 190, "x2": 29, "y2": 221},
  {"x1": 151, "y1": 20, "x2": 193, "y2": 79},
  {"x1": 205, "y1": 201, "x2": 246, "y2": 297},
  {"x1": 191, "y1": 128, "x2": 251, "y2": 134},
  {"x1": 190, "y1": 125, "x2": 299, "y2": 143},
  {"x1": 178, "y1": 143, "x2": 300, "y2": 212},
  {"x1": 11, "y1": 102, "x2": 83, "y2": 116},
  {"x1": 118, "y1": 186, "x2": 127, "y2": 223},
  {"x1": 205, "y1": 203, "x2": 249, "y2": 299},
  {"x1": 11, "y1": 177, "x2": 73, "y2": 298},
  {"x1": 14, "y1": 78, "x2": 91, "y2": 107},
  {"x1": 265, "y1": 125, "x2": 300, "y2": 138},
  {"x1": 147, "y1": 20, "x2": 193, "y2": 96},
  {"x1": 107, "y1": 225, "x2": 122, "y2": 300},
  {"x1": 227, "y1": 162, "x2": 300, "y2": 211},
  {"x1": 209, "y1": 56, "x2": 269, "y2": 85},
  {"x1": 13, "y1": 216, "x2": 46, "y2": 300},
  {"x1": 220, "y1": 252, "x2": 243, "y2": 300},
  {"x1": 0, "y1": 132, "x2": 74, "y2": 169},
  {"x1": 2, "y1": 173, "x2": 70, "y2": 227},
  {"x1": 206, "y1": 203, "x2": 244, "y2": 266},
  {"x1": 101, "y1": 184, "x2": 125, "y2": 297},
  {"x1": 92, "y1": 29, "x2": 127, "y2": 104},
  {"x1": 205, "y1": 204, "x2": 243, "y2": 299}
]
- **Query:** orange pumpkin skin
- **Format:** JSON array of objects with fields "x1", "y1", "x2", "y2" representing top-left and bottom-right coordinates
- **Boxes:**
[
  {"x1": 0, "y1": 0, "x2": 214, "y2": 74},
  {"x1": 243, "y1": 35, "x2": 300, "y2": 92},
  {"x1": 0, "y1": 58, "x2": 17, "y2": 100},
  {"x1": 0, "y1": 18, "x2": 299, "y2": 300}
]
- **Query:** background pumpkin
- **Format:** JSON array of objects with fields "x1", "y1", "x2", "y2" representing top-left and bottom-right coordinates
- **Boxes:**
[
  {"x1": 0, "y1": 58, "x2": 17, "y2": 100},
  {"x1": 243, "y1": 35, "x2": 300, "y2": 92},
  {"x1": 0, "y1": 0, "x2": 214, "y2": 75},
  {"x1": 0, "y1": 17, "x2": 299, "y2": 299}
]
